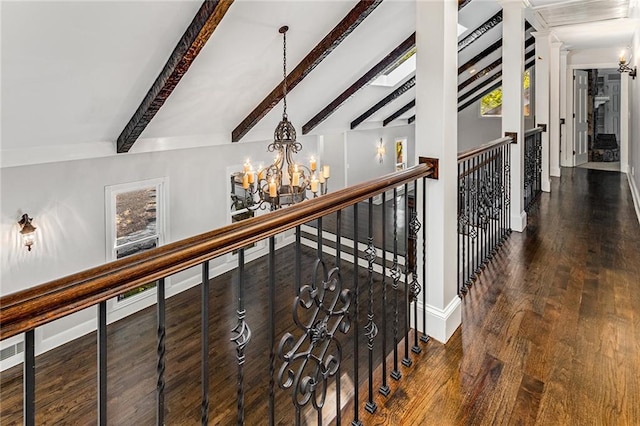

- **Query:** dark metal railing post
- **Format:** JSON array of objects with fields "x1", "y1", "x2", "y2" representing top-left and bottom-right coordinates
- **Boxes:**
[
  {"x1": 335, "y1": 211, "x2": 342, "y2": 425},
  {"x1": 231, "y1": 249, "x2": 251, "y2": 426},
  {"x1": 402, "y1": 184, "x2": 412, "y2": 368},
  {"x1": 351, "y1": 203, "x2": 362, "y2": 426},
  {"x1": 379, "y1": 191, "x2": 390, "y2": 396},
  {"x1": 410, "y1": 183, "x2": 422, "y2": 355},
  {"x1": 420, "y1": 177, "x2": 429, "y2": 344},
  {"x1": 201, "y1": 262, "x2": 210, "y2": 425},
  {"x1": 390, "y1": 188, "x2": 401, "y2": 381},
  {"x1": 98, "y1": 301, "x2": 107, "y2": 426},
  {"x1": 364, "y1": 198, "x2": 378, "y2": 414},
  {"x1": 295, "y1": 225, "x2": 301, "y2": 295},
  {"x1": 24, "y1": 329, "x2": 35, "y2": 426},
  {"x1": 268, "y1": 237, "x2": 276, "y2": 426},
  {"x1": 156, "y1": 279, "x2": 166, "y2": 426}
]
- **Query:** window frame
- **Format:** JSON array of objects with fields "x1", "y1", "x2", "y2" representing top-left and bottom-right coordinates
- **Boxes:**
[
  {"x1": 105, "y1": 177, "x2": 168, "y2": 307},
  {"x1": 479, "y1": 68, "x2": 532, "y2": 118}
]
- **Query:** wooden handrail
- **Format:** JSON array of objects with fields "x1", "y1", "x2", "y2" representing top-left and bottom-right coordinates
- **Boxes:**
[
  {"x1": 0, "y1": 163, "x2": 436, "y2": 340},
  {"x1": 524, "y1": 126, "x2": 545, "y2": 138},
  {"x1": 457, "y1": 136, "x2": 513, "y2": 163}
]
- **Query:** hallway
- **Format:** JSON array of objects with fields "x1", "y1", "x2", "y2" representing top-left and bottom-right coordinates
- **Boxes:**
[{"x1": 365, "y1": 167, "x2": 640, "y2": 425}]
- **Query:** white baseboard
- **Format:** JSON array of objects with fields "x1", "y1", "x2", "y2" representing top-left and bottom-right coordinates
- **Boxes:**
[
  {"x1": 550, "y1": 167, "x2": 561, "y2": 177},
  {"x1": 411, "y1": 297, "x2": 461, "y2": 344},
  {"x1": 542, "y1": 178, "x2": 551, "y2": 193},
  {"x1": 511, "y1": 210, "x2": 528, "y2": 233},
  {"x1": 628, "y1": 173, "x2": 640, "y2": 226}
]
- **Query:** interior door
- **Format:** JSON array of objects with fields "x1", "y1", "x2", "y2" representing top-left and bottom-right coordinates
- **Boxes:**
[
  {"x1": 605, "y1": 75, "x2": 621, "y2": 143},
  {"x1": 574, "y1": 70, "x2": 589, "y2": 166}
]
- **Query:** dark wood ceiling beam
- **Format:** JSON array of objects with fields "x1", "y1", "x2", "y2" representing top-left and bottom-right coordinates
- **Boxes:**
[
  {"x1": 458, "y1": 0, "x2": 474, "y2": 8},
  {"x1": 458, "y1": 47, "x2": 535, "y2": 103},
  {"x1": 457, "y1": 56, "x2": 535, "y2": 112},
  {"x1": 350, "y1": 75, "x2": 415, "y2": 129},
  {"x1": 459, "y1": 39, "x2": 502, "y2": 75},
  {"x1": 458, "y1": 37, "x2": 535, "y2": 93},
  {"x1": 383, "y1": 99, "x2": 415, "y2": 126},
  {"x1": 407, "y1": 115, "x2": 415, "y2": 124},
  {"x1": 302, "y1": 32, "x2": 415, "y2": 135},
  {"x1": 231, "y1": 0, "x2": 383, "y2": 142},
  {"x1": 116, "y1": 0, "x2": 234, "y2": 153},
  {"x1": 458, "y1": 10, "x2": 502, "y2": 52}
]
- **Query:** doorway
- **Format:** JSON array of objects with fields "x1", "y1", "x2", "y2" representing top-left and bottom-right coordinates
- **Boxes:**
[{"x1": 577, "y1": 68, "x2": 621, "y2": 171}]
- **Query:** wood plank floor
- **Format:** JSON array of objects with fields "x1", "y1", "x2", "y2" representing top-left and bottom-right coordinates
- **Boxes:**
[
  {"x1": 2, "y1": 167, "x2": 639, "y2": 425},
  {"x1": 360, "y1": 167, "x2": 640, "y2": 425}
]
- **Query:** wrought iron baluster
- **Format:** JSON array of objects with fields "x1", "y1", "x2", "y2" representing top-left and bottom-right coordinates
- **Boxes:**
[
  {"x1": 379, "y1": 191, "x2": 390, "y2": 396},
  {"x1": 390, "y1": 188, "x2": 401, "y2": 381},
  {"x1": 409, "y1": 181, "x2": 422, "y2": 354},
  {"x1": 156, "y1": 279, "x2": 166, "y2": 426},
  {"x1": 364, "y1": 198, "x2": 378, "y2": 414},
  {"x1": 24, "y1": 329, "x2": 35, "y2": 426},
  {"x1": 352, "y1": 203, "x2": 362, "y2": 426},
  {"x1": 231, "y1": 249, "x2": 251, "y2": 426},
  {"x1": 269, "y1": 237, "x2": 276, "y2": 426},
  {"x1": 402, "y1": 184, "x2": 411, "y2": 368},
  {"x1": 296, "y1": 225, "x2": 301, "y2": 295},
  {"x1": 98, "y1": 301, "x2": 107, "y2": 426},
  {"x1": 420, "y1": 176, "x2": 429, "y2": 343},
  {"x1": 201, "y1": 262, "x2": 210, "y2": 425},
  {"x1": 335, "y1": 210, "x2": 342, "y2": 425}
]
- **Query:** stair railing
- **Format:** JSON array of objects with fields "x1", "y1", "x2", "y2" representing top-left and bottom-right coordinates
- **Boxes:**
[
  {"x1": 457, "y1": 136, "x2": 513, "y2": 294},
  {"x1": 1, "y1": 161, "x2": 437, "y2": 426}
]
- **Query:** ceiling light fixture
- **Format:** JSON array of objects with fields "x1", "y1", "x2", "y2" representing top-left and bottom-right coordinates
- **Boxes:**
[{"x1": 233, "y1": 26, "x2": 329, "y2": 211}]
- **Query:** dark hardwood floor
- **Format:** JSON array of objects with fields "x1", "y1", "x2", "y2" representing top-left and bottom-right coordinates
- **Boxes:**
[
  {"x1": 2, "y1": 167, "x2": 639, "y2": 425},
  {"x1": 360, "y1": 167, "x2": 640, "y2": 424}
]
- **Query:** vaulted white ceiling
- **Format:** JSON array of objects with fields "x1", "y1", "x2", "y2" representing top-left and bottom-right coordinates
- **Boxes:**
[{"x1": 1, "y1": 0, "x2": 638, "y2": 167}]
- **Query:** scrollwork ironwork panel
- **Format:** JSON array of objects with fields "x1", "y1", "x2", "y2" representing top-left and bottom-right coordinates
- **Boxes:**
[{"x1": 278, "y1": 259, "x2": 351, "y2": 413}]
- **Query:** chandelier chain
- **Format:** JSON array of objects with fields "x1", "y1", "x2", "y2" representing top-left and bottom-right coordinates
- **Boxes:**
[{"x1": 282, "y1": 29, "x2": 287, "y2": 117}]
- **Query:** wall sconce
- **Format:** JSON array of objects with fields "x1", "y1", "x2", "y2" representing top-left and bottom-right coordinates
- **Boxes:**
[
  {"x1": 18, "y1": 214, "x2": 37, "y2": 251},
  {"x1": 618, "y1": 49, "x2": 637, "y2": 79},
  {"x1": 377, "y1": 139, "x2": 386, "y2": 163}
]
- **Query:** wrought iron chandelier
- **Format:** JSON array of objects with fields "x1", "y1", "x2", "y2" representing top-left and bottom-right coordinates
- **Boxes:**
[{"x1": 233, "y1": 26, "x2": 330, "y2": 212}]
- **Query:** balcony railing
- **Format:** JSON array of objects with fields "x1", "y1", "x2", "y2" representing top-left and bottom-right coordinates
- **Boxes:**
[
  {"x1": 457, "y1": 136, "x2": 513, "y2": 294},
  {"x1": 523, "y1": 126, "x2": 544, "y2": 212},
  {"x1": 0, "y1": 162, "x2": 436, "y2": 425}
]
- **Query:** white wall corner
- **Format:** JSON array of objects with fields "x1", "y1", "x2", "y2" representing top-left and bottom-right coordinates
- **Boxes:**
[
  {"x1": 412, "y1": 296, "x2": 462, "y2": 344},
  {"x1": 511, "y1": 210, "x2": 528, "y2": 232},
  {"x1": 628, "y1": 173, "x2": 640, "y2": 225}
]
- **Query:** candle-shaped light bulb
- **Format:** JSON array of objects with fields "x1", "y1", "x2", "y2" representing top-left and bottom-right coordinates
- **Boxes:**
[
  {"x1": 620, "y1": 50, "x2": 626, "y2": 63},
  {"x1": 242, "y1": 173, "x2": 249, "y2": 189},
  {"x1": 247, "y1": 168, "x2": 255, "y2": 184},
  {"x1": 310, "y1": 156, "x2": 317, "y2": 172},
  {"x1": 310, "y1": 174, "x2": 319, "y2": 193},
  {"x1": 243, "y1": 160, "x2": 251, "y2": 173},
  {"x1": 269, "y1": 178, "x2": 277, "y2": 197},
  {"x1": 319, "y1": 174, "x2": 325, "y2": 184},
  {"x1": 322, "y1": 165, "x2": 330, "y2": 179},
  {"x1": 292, "y1": 164, "x2": 300, "y2": 187}
]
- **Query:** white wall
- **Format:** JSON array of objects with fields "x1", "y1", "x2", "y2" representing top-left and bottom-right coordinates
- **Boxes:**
[
  {"x1": 319, "y1": 133, "x2": 347, "y2": 191},
  {"x1": 458, "y1": 102, "x2": 502, "y2": 152},
  {"x1": 345, "y1": 124, "x2": 416, "y2": 186},
  {"x1": 0, "y1": 136, "x2": 318, "y2": 361},
  {"x1": 628, "y1": 28, "x2": 640, "y2": 223}
]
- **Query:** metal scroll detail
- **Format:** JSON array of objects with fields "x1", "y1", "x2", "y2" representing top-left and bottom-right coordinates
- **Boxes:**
[
  {"x1": 364, "y1": 239, "x2": 379, "y2": 344},
  {"x1": 408, "y1": 209, "x2": 422, "y2": 302},
  {"x1": 278, "y1": 259, "x2": 351, "y2": 411}
]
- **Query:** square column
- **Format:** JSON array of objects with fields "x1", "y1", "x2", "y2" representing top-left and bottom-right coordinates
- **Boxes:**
[
  {"x1": 560, "y1": 50, "x2": 570, "y2": 167},
  {"x1": 501, "y1": 0, "x2": 527, "y2": 232},
  {"x1": 533, "y1": 31, "x2": 551, "y2": 192},
  {"x1": 414, "y1": 0, "x2": 460, "y2": 343},
  {"x1": 549, "y1": 41, "x2": 563, "y2": 176}
]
